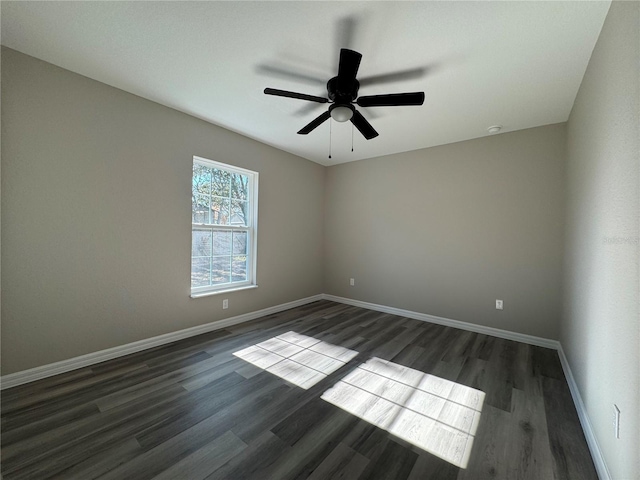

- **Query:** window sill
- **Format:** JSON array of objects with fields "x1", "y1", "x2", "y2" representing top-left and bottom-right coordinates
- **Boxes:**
[{"x1": 190, "y1": 284, "x2": 258, "y2": 299}]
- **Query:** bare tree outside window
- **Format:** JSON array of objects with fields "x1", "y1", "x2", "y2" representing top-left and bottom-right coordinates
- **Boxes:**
[{"x1": 191, "y1": 158, "x2": 257, "y2": 294}]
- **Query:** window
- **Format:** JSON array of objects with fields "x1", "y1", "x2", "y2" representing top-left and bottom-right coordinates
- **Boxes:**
[{"x1": 191, "y1": 156, "x2": 258, "y2": 296}]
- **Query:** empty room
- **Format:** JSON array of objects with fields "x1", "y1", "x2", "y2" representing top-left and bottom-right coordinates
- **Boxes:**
[{"x1": 1, "y1": 1, "x2": 638, "y2": 479}]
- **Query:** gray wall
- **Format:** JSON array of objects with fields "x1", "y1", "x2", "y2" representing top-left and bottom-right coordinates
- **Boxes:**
[
  {"x1": 1, "y1": 48, "x2": 325, "y2": 375},
  {"x1": 3, "y1": 12, "x2": 639, "y2": 474},
  {"x1": 562, "y1": 2, "x2": 640, "y2": 479},
  {"x1": 4, "y1": 13, "x2": 639, "y2": 476},
  {"x1": 324, "y1": 124, "x2": 566, "y2": 340}
]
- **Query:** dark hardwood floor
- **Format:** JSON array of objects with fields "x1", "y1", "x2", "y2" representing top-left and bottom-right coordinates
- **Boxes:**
[{"x1": 1, "y1": 301, "x2": 598, "y2": 479}]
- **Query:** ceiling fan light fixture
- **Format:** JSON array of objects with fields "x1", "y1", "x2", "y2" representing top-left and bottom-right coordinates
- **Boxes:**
[
  {"x1": 330, "y1": 105, "x2": 354, "y2": 122},
  {"x1": 265, "y1": 49, "x2": 423, "y2": 140}
]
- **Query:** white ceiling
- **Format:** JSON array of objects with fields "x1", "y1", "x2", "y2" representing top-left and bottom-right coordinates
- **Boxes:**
[{"x1": 1, "y1": 1, "x2": 610, "y2": 166}]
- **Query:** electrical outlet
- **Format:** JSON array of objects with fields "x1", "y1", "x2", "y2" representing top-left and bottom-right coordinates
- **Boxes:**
[
  {"x1": 350, "y1": 278, "x2": 355, "y2": 286},
  {"x1": 613, "y1": 404, "x2": 620, "y2": 439},
  {"x1": 223, "y1": 299, "x2": 229, "y2": 310},
  {"x1": 496, "y1": 299, "x2": 503, "y2": 310}
]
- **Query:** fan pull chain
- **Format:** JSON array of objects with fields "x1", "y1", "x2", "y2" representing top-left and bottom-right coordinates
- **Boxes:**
[
  {"x1": 328, "y1": 120, "x2": 332, "y2": 159},
  {"x1": 351, "y1": 123, "x2": 354, "y2": 152}
]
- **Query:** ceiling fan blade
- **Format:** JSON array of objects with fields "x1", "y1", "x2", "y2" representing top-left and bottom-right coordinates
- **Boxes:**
[
  {"x1": 359, "y1": 67, "x2": 428, "y2": 87},
  {"x1": 298, "y1": 111, "x2": 331, "y2": 135},
  {"x1": 350, "y1": 110, "x2": 379, "y2": 140},
  {"x1": 264, "y1": 88, "x2": 328, "y2": 103},
  {"x1": 337, "y1": 49, "x2": 362, "y2": 89},
  {"x1": 336, "y1": 15, "x2": 358, "y2": 53},
  {"x1": 257, "y1": 65, "x2": 326, "y2": 85},
  {"x1": 293, "y1": 101, "x2": 324, "y2": 117},
  {"x1": 357, "y1": 92, "x2": 425, "y2": 107}
]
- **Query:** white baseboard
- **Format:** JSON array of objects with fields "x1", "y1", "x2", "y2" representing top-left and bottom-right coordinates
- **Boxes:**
[
  {"x1": 0, "y1": 294, "x2": 323, "y2": 390},
  {"x1": 0, "y1": 292, "x2": 612, "y2": 480},
  {"x1": 323, "y1": 293, "x2": 610, "y2": 480},
  {"x1": 0, "y1": 293, "x2": 556, "y2": 389},
  {"x1": 321, "y1": 294, "x2": 560, "y2": 349},
  {"x1": 557, "y1": 345, "x2": 611, "y2": 480}
]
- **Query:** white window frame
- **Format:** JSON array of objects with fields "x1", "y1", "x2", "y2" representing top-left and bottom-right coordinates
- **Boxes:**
[{"x1": 190, "y1": 156, "x2": 258, "y2": 297}]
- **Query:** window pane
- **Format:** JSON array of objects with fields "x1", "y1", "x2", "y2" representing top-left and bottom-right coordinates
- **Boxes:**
[
  {"x1": 191, "y1": 157, "x2": 257, "y2": 295},
  {"x1": 233, "y1": 231, "x2": 247, "y2": 255},
  {"x1": 231, "y1": 173, "x2": 249, "y2": 200},
  {"x1": 192, "y1": 164, "x2": 211, "y2": 195},
  {"x1": 192, "y1": 194, "x2": 210, "y2": 224},
  {"x1": 212, "y1": 256, "x2": 231, "y2": 285},
  {"x1": 231, "y1": 200, "x2": 249, "y2": 226},
  {"x1": 213, "y1": 231, "x2": 232, "y2": 255},
  {"x1": 232, "y1": 255, "x2": 247, "y2": 282},
  {"x1": 211, "y1": 168, "x2": 231, "y2": 197},
  {"x1": 191, "y1": 257, "x2": 211, "y2": 287},
  {"x1": 192, "y1": 229, "x2": 212, "y2": 257},
  {"x1": 210, "y1": 197, "x2": 230, "y2": 225}
]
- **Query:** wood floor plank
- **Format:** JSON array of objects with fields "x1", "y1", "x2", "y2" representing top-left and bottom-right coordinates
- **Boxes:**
[
  {"x1": 307, "y1": 442, "x2": 369, "y2": 480},
  {"x1": 505, "y1": 388, "x2": 555, "y2": 480},
  {"x1": 271, "y1": 397, "x2": 339, "y2": 447},
  {"x1": 2, "y1": 351, "x2": 210, "y2": 431},
  {"x1": 1, "y1": 363, "x2": 148, "y2": 415},
  {"x1": 441, "y1": 329, "x2": 476, "y2": 363},
  {"x1": 481, "y1": 339, "x2": 515, "y2": 412},
  {"x1": 456, "y1": 404, "x2": 512, "y2": 480},
  {"x1": 390, "y1": 344, "x2": 426, "y2": 367},
  {"x1": 3, "y1": 369, "x2": 250, "y2": 476},
  {"x1": 475, "y1": 333, "x2": 497, "y2": 361},
  {"x1": 455, "y1": 356, "x2": 488, "y2": 392},
  {"x1": 0, "y1": 301, "x2": 599, "y2": 480},
  {"x1": 532, "y1": 346, "x2": 564, "y2": 381},
  {"x1": 0, "y1": 369, "x2": 95, "y2": 404},
  {"x1": 260, "y1": 405, "x2": 359, "y2": 480},
  {"x1": 97, "y1": 380, "x2": 289, "y2": 480},
  {"x1": 95, "y1": 353, "x2": 239, "y2": 411},
  {"x1": 229, "y1": 380, "x2": 306, "y2": 444},
  {"x1": 1, "y1": 384, "x2": 189, "y2": 478},
  {"x1": 135, "y1": 372, "x2": 272, "y2": 450},
  {"x1": 542, "y1": 376, "x2": 599, "y2": 480},
  {"x1": 90, "y1": 328, "x2": 233, "y2": 375},
  {"x1": 204, "y1": 430, "x2": 292, "y2": 480},
  {"x1": 1, "y1": 402, "x2": 101, "y2": 447},
  {"x1": 406, "y1": 451, "x2": 460, "y2": 480},
  {"x1": 48, "y1": 437, "x2": 143, "y2": 480},
  {"x1": 97, "y1": 418, "x2": 238, "y2": 480},
  {"x1": 358, "y1": 439, "x2": 418, "y2": 480},
  {"x1": 340, "y1": 420, "x2": 390, "y2": 460},
  {"x1": 151, "y1": 430, "x2": 247, "y2": 480}
]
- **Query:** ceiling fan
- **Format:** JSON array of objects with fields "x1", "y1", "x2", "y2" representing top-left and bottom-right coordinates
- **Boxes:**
[{"x1": 264, "y1": 48, "x2": 425, "y2": 140}]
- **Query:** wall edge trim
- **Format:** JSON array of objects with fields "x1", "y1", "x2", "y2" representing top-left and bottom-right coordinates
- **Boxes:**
[
  {"x1": 0, "y1": 294, "x2": 324, "y2": 390},
  {"x1": 322, "y1": 294, "x2": 559, "y2": 348},
  {"x1": 557, "y1": 345, "x2": 612, "y2": 480},
  {"x1": 0, "y1": 291, "x2": 612, "y2": 480},
  {"x1": 322, "y1": 294, "x2": 610, "y2": 479}
]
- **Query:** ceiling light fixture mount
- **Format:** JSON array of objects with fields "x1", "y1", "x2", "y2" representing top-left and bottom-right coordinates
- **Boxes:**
[{"x1": 488, "y1": 125, "x2": 503, "y2": 134}]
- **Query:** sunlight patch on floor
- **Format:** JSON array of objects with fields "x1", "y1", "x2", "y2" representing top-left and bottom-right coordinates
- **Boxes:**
[
  {"x1": 321, "y1": 357, "x2": 485, "y2": 468},
  {"x1": 233, "y1": 331, "x2": 358, "y2": 389}
]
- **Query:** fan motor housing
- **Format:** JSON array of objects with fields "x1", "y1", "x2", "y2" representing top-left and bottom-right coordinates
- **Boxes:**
[{"x1": 327, "y1": 76, "x2": 360, "y2": 104}]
